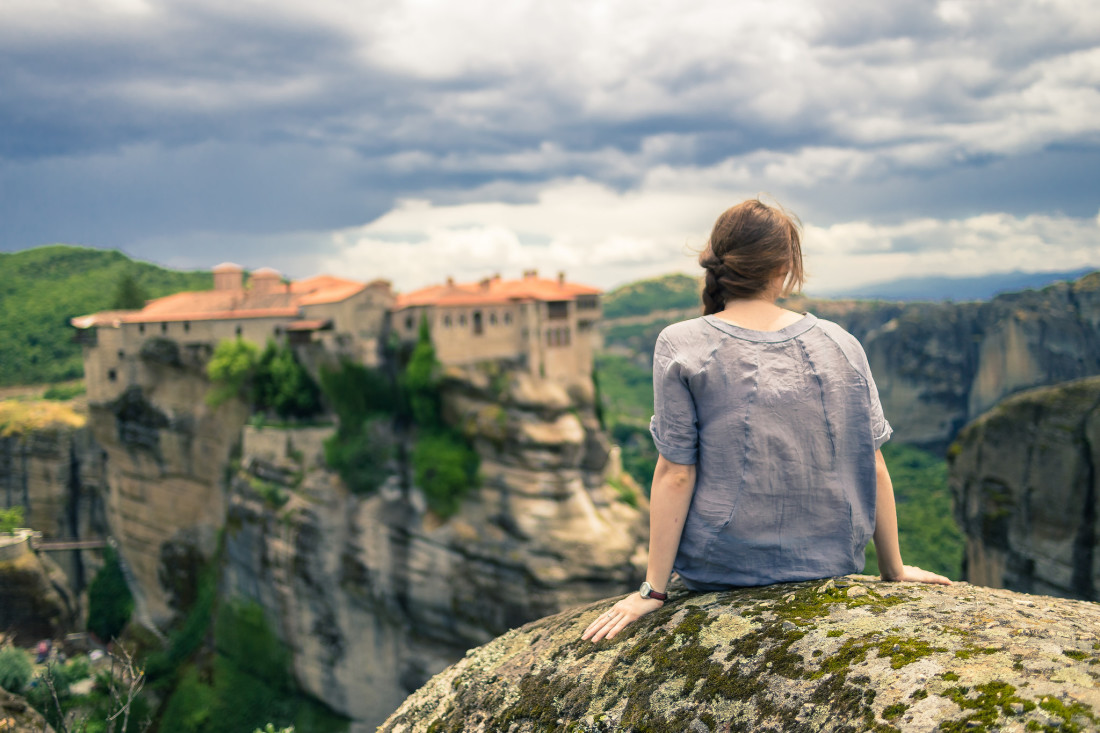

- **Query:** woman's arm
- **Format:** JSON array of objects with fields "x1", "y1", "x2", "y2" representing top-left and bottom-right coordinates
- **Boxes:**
[
  {"x1": 582, "y1": 455, "x2": 697, "y2": 641},
  {"x1": 872, "y1": 449, "x2": 951, "y2": 585}
]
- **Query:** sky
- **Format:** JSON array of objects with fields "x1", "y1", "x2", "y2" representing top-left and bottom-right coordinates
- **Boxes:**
[{"x1": 2, "y1": 0, "x2": 1099, "y2": 294}]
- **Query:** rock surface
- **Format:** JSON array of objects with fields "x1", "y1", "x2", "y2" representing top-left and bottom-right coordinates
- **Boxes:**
[
  {"x1": 949, "y1": 375, "x2": 1100, "y2": 602},
  {"x1": 0, "y1": 535, "x2": 75, "y2": 644},
  {"x1": 217, "y1": 365, "x2": 647, "y2": 729},
  {"x1": 383, "y1": 577, "x2": 1100, "y2": 732},
  {"x1": 1, "y1": 687, "x2": 55, "y2": 732}
]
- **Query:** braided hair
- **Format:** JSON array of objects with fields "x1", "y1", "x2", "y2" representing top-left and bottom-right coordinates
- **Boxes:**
[{"x1": 699, "y1": 199, "x2": 804, "y2": 316}]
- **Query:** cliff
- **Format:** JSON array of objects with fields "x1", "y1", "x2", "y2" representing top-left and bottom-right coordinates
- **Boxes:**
[
  {"x1": 0, "y1": 531, "x2": 75, "y2": 644},
  {"x1": 949, "y1": 375, "x2": 1100, "y2": 602},
  {"x1": 220, "y1": 366, "x2": 647, "y2": 728},
  {"x1": 382, "y1": 577, "x2": 1100, "y2": 732}
]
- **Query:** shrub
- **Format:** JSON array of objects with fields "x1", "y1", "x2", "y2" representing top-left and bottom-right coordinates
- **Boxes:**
[
  {"x1": 324, "y1": 416, "x2": 395, "y2": 494},
  {"x1": 252, "y1": 341, "x2": 323, "y2": 419},
  {"x1": 206, "y1": 338, "x2": 260, "y2": 407},
  {"x1": 0, "y1": 505, "x2": 24, "y2": 533},
  {"x1": 0, "y1": 646, "x2": 32, "y2": 693},
  {"x1": 87, "y1": 545, "x2": 134, "y2": 642},
  {"x1": 412, "y1": 431, "x2": 479, "y2": 518},
  {"x1": 403, "y1": 316, "x2": 442, "y2": 428}
]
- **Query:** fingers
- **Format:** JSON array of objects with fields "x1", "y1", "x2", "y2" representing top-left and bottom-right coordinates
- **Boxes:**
[{"x1": 582, "y1": 608, "x2": 634, "y2": 642}]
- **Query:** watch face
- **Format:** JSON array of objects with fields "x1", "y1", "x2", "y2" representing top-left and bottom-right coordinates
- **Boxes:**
[{"x1": 640, "y1": 581, "x2": 653, "y2": 597}]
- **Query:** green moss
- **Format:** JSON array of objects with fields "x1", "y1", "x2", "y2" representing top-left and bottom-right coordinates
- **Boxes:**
[
  {"x1": 955, "y1": 644, "x2": 1001, "y2": 660},
  {"x1": 1037, "y1": 695, "x2": 1098, "y2": 732},
  {"x1": 911, "y1": 689, "x2": 928, "y2": 700},
  {"x1": 826, "y1": 629, "x2": 845, "y2": 638},
  {"x1": 938, "y1": 681, "x2": 1035, "y2": 733},
  {"x1": 1062, "y1": 649, "x2": 1090, "y2": 661},
  {"x1": 883, "y1": 703, "x2": 908, "y2": 720},
  {"x1": 940, "y1": 672, "x2": 960, "y2": 681}
]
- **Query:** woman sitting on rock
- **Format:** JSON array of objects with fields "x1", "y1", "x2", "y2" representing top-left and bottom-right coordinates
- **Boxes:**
[{"x1": 583, "y1": 199, "x2": 950, "y2": 642}]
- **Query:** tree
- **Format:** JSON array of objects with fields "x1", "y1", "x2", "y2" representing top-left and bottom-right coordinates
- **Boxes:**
[
  {"x1": 206, "y1": 339, "x2": 260, "y2": 407},
  {"x1": 87, "y1": 545, "x2": 134, "y2": 642},
  {"x1": 403, "y1": 316, "x2": 442, "y2": 428},
  {"x1": 111, "y1": 272, "x2": 149, "y2": 310}
]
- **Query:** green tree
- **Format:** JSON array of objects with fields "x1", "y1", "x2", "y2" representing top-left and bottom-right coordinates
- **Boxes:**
[
  {"x1": 111, "y1": 272, "x2": 150, "y2": 310},
  {"x1": 87, "y1": 545, "x2": 135, "y2": 641},
  {"x1": 0, "y1": 505, "x2": 24, "y2": 533},
  {"x1": 403, "y1": 316, "x2": 442, "y2": 428},
  {"x1": 0, "y1": 647, "x2": 32, "y2": 694},
  {"x1": 412, "y1": 432, "x2": 478, "y2": 518},
  {"x1": 206, "y1": 338, "x2": 260, "y2": 407},
  {"x1": 253, "y1": 341, "x2": 322, "y2": 419}
]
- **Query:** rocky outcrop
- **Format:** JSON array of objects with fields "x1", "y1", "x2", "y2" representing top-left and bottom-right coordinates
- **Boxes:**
[
  {"x1": 383, "y1": 577, "x2": 1100, "y2": 732},
  {"x1": 0, "y1": 533, "x2": 75, "y2": 644},
  {"x1": 1, "y1": 688, "x2": 55, "y2": 732},
  {"x1": 220, "y1": 367, "x2": 648, "y2": 729},
  {"x1": 949, "y1": 376, "x2": 1100, "y2": 602},
  {"x1": 86, "y1": 350, "x2": 249, "y2": 627},
  {"x1": 0, "y1": 411, "x2": 108, "y2": 600}
]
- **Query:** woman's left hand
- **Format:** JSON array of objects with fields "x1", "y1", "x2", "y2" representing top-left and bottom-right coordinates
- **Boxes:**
[{"x1": 581, "y1": 594, "x2": 664, "y2": 642}]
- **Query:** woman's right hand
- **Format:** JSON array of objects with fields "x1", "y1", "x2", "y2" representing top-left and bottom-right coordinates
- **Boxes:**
[{"x1": 881, "y1": 564, "x2": 952, "y2": 585}]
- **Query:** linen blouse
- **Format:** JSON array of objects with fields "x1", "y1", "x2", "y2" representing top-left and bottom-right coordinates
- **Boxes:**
[{"x1": 649, "y1": 313, "x2": 892, "y2": 590}]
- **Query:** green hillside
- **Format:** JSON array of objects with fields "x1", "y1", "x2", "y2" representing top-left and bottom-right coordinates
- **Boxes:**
[
  {"x1": 602, "y1": 273, "x2": 701, "y2": 320},
  {"x1": 0, "y1": 245, "x2": 211, "y2": 386}
]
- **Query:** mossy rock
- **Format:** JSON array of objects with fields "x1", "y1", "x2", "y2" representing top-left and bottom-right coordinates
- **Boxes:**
[{"x1": 382, "y1": 577, "x2": 1100, "y2": 732}]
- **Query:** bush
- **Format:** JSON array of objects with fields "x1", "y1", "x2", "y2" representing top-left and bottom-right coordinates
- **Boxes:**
[
  {"x1": 253, "y1": 341, "x2": 323, "y2": 419},
  {"x1": 403, "y1": 317, "x2": 442, "y2": 428},
  {"x1": 319, "y1": 361, "x2": 399, "y2": 427},
  {"x1": 324, "y1": 417, "x2": 395, "y2": 495},
  {"x1": 87, "y1": 545, "x2": 134, "y2": 642},
  {"x1": 412, "y1": 431, "x2": 479, "y2": 518},
  {"x1": 206, "y1": 338, "x2": 260, "y2": 407},
  {"x1": 0, "y1": 505, "x2": 24, "y2": 533},
  {"x1": 0, "y1": 646, "x2": 32, "y2": 693}
]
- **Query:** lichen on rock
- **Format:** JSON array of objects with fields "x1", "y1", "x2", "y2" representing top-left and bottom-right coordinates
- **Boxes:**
[{"x1": 382, "y1": 577, "x2": 1100, "y2": 732}]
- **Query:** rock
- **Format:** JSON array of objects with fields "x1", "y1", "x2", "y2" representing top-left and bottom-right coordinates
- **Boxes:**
[
  {"x1": 949, "y1": 375, "x2": 1100, "y2": 601},
  {"x1": 382, "y1": 579, "x2": 1100, "y2": 732},
  {"x1": 0, "y1": 543, "x2": 75, "y2": 644},
  {"x1": 1, "y1": 687, "x2": 55, "y2": 732}
]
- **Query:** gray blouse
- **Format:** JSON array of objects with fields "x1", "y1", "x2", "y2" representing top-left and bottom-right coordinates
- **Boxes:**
[{"x1": 649, "y1": 313, "x2": 892, "y2": 590}]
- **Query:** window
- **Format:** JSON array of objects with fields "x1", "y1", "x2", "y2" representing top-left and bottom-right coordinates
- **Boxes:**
[
  {"x1": 235, "y1": 325, "x2": 242, "y2": 337},
  {"x1": 161, "y1": 322, "x2": 168, "y2": 334},
  {"x1": 138, "y1": 324, "x2": 145, "y2": 334},
  {"x1": 107, "y1": 369, "x2": 117, "y2": 382},
  {"x1": 547, "y1": 301, "x2": 569, "y2": 320},
  {"x1": 563, "y1": 326, "x2": 571, "y2": 346},
  {"x1": 489, "y1": 312, "x2": 498, "y2": 326},
  {"x1": 576, "y1": 295, "x2": 599, "y2": 310},
  {"x1": 444, "y1": 315, "x2": 452, "y2": 327},
  {"x1": 459, "y1": 314, "x2": 467, "y2": 326},
  {"x1": 473, "y1": 311, "x2": 483, "y2": 335},
  {"x1": 504, "y1": 312, "x2": 513, "y2": 325},
  {"x1": 117, "y1": 350, "x2": 125, "y2": 360},
  {"x1": 406, "y1": 315, "x2": 414, "y2": 331}
]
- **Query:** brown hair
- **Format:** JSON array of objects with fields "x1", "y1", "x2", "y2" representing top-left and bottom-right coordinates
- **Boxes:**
[{"x1": 699, "y1": 199, "x2": 804, "y2": 315}]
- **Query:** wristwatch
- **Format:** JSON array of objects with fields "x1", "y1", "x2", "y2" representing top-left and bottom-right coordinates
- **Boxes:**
[{"x1": 639, "y1": 581, "x2": 668, "y2": 601}]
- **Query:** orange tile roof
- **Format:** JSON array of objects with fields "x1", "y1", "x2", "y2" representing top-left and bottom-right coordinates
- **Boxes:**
[
  {"x1": 72, "y1": 272, "x2": 374, "y2": 327},
  {"x1": 394, "y1": 275, "x2": 600, "y2": 309}
]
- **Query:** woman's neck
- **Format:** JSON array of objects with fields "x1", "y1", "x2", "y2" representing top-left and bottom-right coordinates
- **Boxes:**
[{"x1": 714, "y1": 296, "x2": 803, "y2": 332}]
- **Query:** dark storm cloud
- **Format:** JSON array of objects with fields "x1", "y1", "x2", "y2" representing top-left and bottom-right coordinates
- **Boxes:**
[{"x1": 0, "y1": 0, "x2": 1097, "y2": 280}]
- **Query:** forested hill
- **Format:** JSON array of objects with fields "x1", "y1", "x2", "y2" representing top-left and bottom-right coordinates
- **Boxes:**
[{"x1": 0, "y1": 245, "x2": 211, "y2": 386}]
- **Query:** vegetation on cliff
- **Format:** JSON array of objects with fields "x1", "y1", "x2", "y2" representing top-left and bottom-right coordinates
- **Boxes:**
[
  {"x1": 206, "y1": 339, "x2": 323, "y2": 419},
  {"x1": 87, "y1": 545, "x2": 135, "y2": 642},
  {"x1": 0, "y1": 245, "x2": 211, "y2": 386}
]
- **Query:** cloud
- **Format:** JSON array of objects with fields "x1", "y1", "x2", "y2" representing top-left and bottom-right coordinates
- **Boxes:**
[{"x1": 315, "y1": 178, "x2": 1100, "y2": 293}]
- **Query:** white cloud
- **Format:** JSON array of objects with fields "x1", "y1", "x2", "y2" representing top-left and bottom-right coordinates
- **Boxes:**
[{"x1": 316, "y1": 179, "x2": 1100, "y2": 294}]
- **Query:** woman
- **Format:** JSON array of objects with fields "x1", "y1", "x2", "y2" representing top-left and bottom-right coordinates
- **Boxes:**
[{"x1": 583, "y1": 199, "x2": 950, "y2": 643}]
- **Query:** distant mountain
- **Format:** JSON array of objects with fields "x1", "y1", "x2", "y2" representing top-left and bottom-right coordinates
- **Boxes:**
[
  {"x1": 601, "y1": 273, "x2": 701, "y2": 319},
  {"x1": 0, "y1": 245, "x2": 211, "y2": 386},
  {"x1": 811, "y1": 268, "x2": 1097, "y2": 302}
]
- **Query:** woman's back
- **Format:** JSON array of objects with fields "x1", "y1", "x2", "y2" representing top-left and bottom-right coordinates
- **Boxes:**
[{"x1": 650, "y1": 313, "x2": 892, "y2": 588}]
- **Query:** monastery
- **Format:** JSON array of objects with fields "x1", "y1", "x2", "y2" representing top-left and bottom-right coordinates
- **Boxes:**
[{"x1": 71, "y1": 264, "x2": 602, "y2": 403}]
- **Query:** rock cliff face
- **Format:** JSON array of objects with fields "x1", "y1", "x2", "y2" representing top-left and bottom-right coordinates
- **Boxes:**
[
  {"x1": 949, "y1": 375, "x2": 1100, "y2": 602},
  {"x1": 383, "y1": 577, "x2": 1100, "y2": 732},
  {"x1": 0, "y1": 533, "x2": 75, "y2": 644},
  {"x1": 220, "y1": 366, "x2": 647, "y2": 729}
]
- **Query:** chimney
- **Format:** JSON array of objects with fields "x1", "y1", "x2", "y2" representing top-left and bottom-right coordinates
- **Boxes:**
[
  {"x1": 446, "y1": 277, "x2": 455, "y2": 287},
  {"x1": 558, "y1": 271, "x2": 566, "y2": 286},
  {"x1": 213, "y1": 262, "x2": 244, "y2": 291},
  {"x1": 479, "y1": 277, "x2": 491, "y2": 291},
  {"x1": 250, "y1": 267, "x2": 283, "y2": 295},
  {"x1": 523, "y1": 269, "x2": 538, "y2": 280}
]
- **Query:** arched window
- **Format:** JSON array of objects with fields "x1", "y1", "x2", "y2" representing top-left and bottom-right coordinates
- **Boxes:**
[{"x1": 473, "y1": 311, "x2": 483, "y2": 335}]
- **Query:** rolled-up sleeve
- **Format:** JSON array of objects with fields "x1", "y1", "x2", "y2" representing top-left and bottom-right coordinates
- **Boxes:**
[
  {"x1": 649, "y1": 336, "x2": 699, "y2": 464},
  {"x1": 868, "y1": 369, "x2": 892, "y2": 450}
]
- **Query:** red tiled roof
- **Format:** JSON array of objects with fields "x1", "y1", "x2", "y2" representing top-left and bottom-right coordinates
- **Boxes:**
[
  {"x1": 394, "y1": 275, "x2": 600, "y2": 309},
  {"x1": 71, "y1": 272, "x2": 373, "y2": 327}
]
